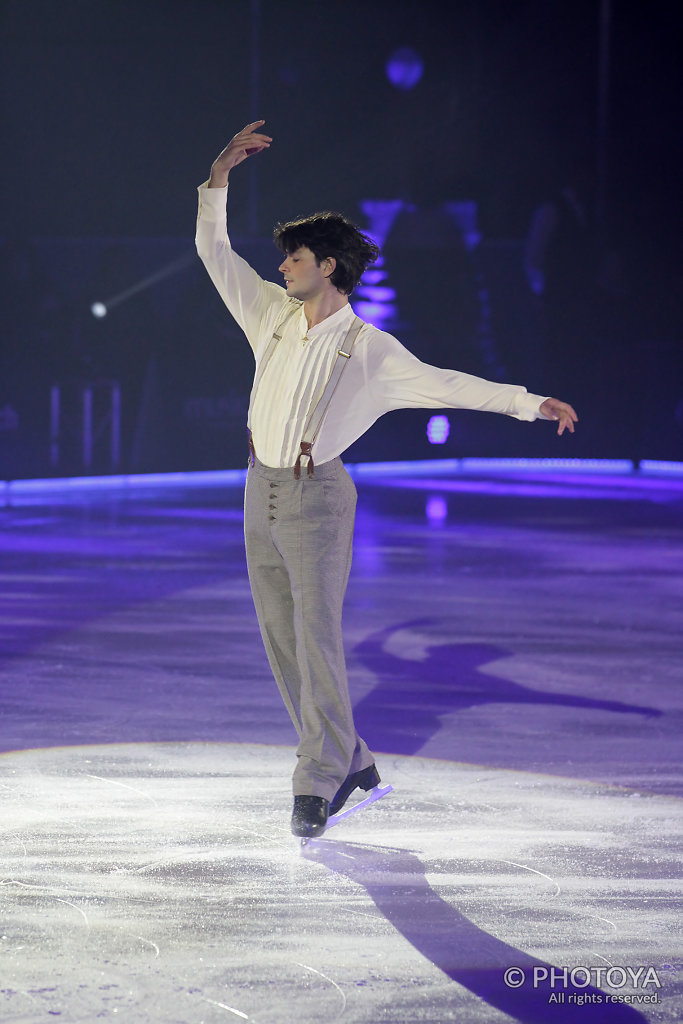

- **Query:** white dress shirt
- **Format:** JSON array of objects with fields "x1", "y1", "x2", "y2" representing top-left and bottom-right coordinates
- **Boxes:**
[{"x1": 195, "y1": 183, "x2": 548, "y2": 469}]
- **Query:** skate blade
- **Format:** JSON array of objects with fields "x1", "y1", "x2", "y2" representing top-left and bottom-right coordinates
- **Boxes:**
[{"x1": 300, "y1": 784, "x2": 393, "y2": 846}]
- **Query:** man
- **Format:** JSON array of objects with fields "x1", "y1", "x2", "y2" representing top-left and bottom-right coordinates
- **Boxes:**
[{"x1": 195, "y1": 121, "x2": 577, "y2": 839}]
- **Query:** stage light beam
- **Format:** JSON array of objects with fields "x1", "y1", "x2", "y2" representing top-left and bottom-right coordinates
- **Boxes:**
[{"x1": 88, "y1": 250, "x2": 196, "y2": 318}]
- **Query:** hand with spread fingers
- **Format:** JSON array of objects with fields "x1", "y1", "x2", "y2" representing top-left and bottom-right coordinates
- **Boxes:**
[
  {"x1": 539, "y1": 397, "x2": 579, "y2": 435},
  {"x1": 208, "y1": 120, "x2": 273, "y2": 187}
]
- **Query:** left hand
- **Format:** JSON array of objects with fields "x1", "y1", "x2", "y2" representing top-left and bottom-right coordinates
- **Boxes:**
[
  {"x1": 539, "y1": 397, "x2": 578, "y2": 435},
  {"x1": 208, "y1": 120, "x2": 273, "y2": 187}
]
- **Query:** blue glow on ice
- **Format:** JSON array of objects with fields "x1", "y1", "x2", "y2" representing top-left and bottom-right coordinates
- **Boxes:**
[{"x1": 426, "y1": 496, "x2": 448, "y2": 522}]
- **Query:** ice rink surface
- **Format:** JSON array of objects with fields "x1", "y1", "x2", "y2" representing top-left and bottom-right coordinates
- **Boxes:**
[{"x1": 1, "y1": 464, "x2": 682, "y2": 1021}]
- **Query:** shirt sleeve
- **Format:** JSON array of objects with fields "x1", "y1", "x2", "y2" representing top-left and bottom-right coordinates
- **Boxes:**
[
  {"x1": 367, "y1": 330, "x2": 547, "y2": 421},
  {"x1": 195, "y1": 182, "x2": 287, "y2": 353}
]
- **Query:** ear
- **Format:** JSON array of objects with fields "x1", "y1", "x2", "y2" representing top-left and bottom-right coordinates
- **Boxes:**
[{"x1": 321, "y1": 256, "x2": 336, "y2": 279}]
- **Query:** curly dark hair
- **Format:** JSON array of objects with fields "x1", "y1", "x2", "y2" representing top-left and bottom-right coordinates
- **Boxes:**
[{"x1": 273, "y1": 211, "x2": 380, "y2": 295}]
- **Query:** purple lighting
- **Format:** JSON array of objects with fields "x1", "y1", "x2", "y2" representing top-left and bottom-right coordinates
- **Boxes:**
[
  {"x1": 426, "y1": 495, "x2": 447, "y2": 522},
  {"x1": 353, "y1": 269, "x2": 397, "y2": 330},
  {"x1": 639, "y1": 460, "x2": 683, "y2": 476},
  {"x1": 386, "y1": 47, "x2": 424, "y2": 90},
  {"x1": 4, "y1": 460, "x2": 683, "y2": 511},
  {"x1": 427, "y1": 415, "x2": 450, "y2": 445}
]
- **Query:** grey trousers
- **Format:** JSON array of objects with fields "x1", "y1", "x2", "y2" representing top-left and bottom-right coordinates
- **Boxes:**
[{"x1": 244, "y1": 455, "x2": 373, "y2": 800}]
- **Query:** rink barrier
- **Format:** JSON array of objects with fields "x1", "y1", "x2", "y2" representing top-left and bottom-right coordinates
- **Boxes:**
[{"x1": 2, "y1": 458, "x2": 683, "y2": 506}]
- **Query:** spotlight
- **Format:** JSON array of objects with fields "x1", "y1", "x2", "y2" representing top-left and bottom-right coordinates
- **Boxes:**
[
  {"x1": 386, "y1": 47, "x2": 424, "y2": 90},
  {"x1": 427, "y1": 415, "x2": 450, "y2": 445},
  {"x1": 87, "y1": 251, "x2": 195, "y2": 320}
]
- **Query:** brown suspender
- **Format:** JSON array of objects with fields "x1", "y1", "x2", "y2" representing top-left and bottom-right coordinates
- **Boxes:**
[{"x1": 293, "y1": 315, "x2": 364, "y2": 478}]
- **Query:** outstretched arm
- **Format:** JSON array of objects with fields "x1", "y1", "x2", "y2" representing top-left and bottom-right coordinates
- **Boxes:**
[
  {"x1": 364, "y1": 331, "x2": 579, "y2": 431},
  {"x1": 207, "y1": 120, "x2": 273, "y2": 188}
]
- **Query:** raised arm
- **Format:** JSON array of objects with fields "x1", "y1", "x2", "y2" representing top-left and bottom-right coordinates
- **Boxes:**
[{"x1": 196, "y1": 121, "x2": 287, "y2": 351}]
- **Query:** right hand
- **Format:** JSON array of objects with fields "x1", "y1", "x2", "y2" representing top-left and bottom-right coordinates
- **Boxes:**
[{"x1": 208, "y1": 121, "x2": 272, "y2": 187}]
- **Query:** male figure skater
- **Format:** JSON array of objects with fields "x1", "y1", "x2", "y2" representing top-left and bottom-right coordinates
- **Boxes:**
[{"x1": 195, "y1": 121, "x2": 577, "y2": 838}]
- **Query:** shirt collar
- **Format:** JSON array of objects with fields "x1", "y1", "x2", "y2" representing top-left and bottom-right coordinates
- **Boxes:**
[{"x1": 299, "y1": 301, "x2": 354, "y2": 339}]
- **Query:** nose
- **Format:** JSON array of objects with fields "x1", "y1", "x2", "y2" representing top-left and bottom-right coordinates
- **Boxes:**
[{"x1": 278, "y1": 258, "x2": 288, "y2": 273}]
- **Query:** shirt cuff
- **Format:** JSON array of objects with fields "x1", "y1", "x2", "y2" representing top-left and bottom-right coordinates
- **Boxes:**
[{"x1": 516, "y1": 391, "x2": 549, "y2": 421}]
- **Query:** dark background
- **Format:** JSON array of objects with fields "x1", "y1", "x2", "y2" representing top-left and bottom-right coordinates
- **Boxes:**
[{"x1": 1, "y1": 0, "x2": 681, "y2": 476}]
